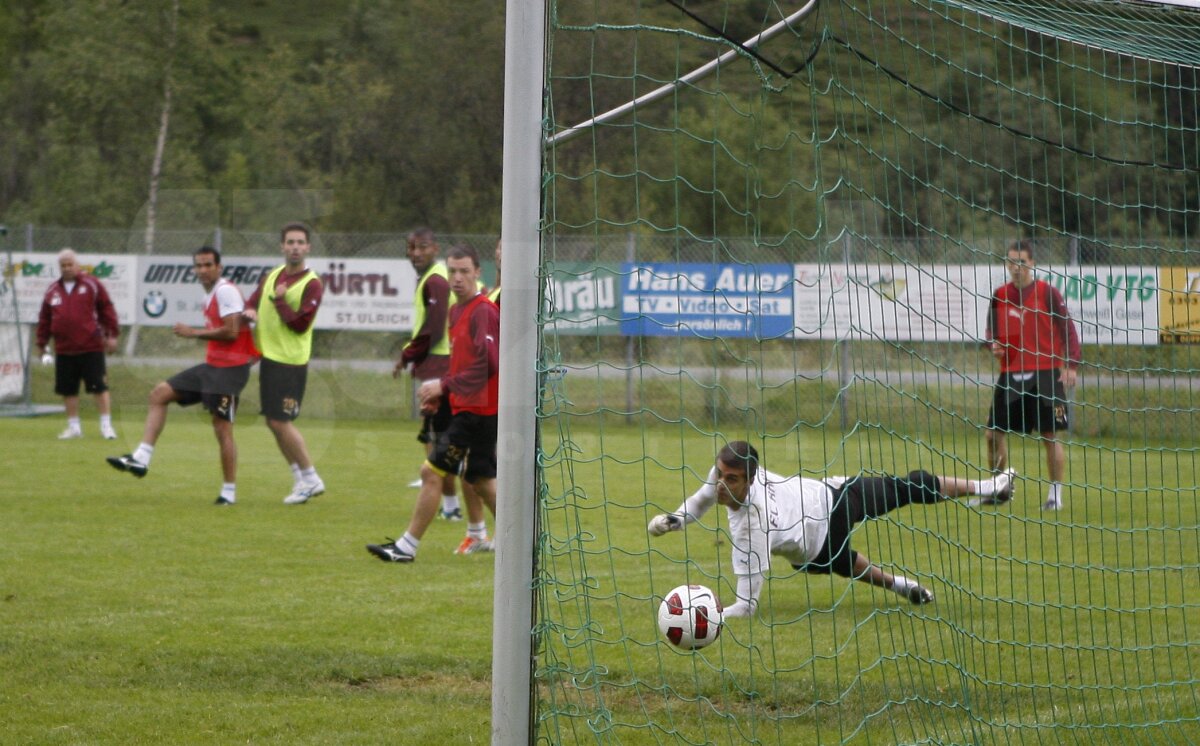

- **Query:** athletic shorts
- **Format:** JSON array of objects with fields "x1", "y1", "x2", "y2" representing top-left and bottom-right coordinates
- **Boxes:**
[
  {"x1": 417, "y1": 395, "x2": 453, "y2": 445},
  {"x1": 427, "y1": 412, "x2": 498, "y2": 484},
  {"x1": 166, "y1": 362, "x2": 252, "y2": 423},
  {"x1": 259, "y1": 358, "x2": 307, "y2": 421},
  {"x1": 987, "y1": 370, "x2": 1069, "y2": 435},
  {"x1": 54, "y1": 351, "x2": 108, "y2": 396},
  {"x1": 799, "y1": 470, "x2": 942, "y2": 578}
]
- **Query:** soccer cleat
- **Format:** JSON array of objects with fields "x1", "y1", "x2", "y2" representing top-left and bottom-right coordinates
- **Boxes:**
[
  {"x1": 58, "y1": 427, "x2": 83, "y2": 440},
  {"x1": 407, "y1": 477, "x2": 423, "y2": 488},
  {"x1": 214, "y1": 496, "x2": 236, "y2": 506},
  {"x1": 440, "y1": 507, "x2": 463, "y2": 521},
  {"x1": 283, "y1": 478, "x2": 326, "y2": 505},
  {"x1": 969, "y1": 468, "x2": 1017, "y2": 507},
  {"x1": 100, "y1": 424, "x2": 118, "y2": 440},
  {"x1": 907, "y1": 584, "x2": 935, "y2": 605},
  {"x1": 454, "y1": 536, "x2": 495, "y2": 555},
  {"x1": 1041, "y1": 498, "x2": 1062, "y2": 512},
  {"x1": 366, "y1": 540, "x2": 414, "y2": 563},
  {"x1": 106, "y1": 454, "x2": 148, "y2": 478}
]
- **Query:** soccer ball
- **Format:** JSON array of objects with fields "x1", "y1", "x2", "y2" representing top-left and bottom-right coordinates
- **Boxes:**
[{"x1": 657, "y1": 584, "x2": 723, "y2": 650}]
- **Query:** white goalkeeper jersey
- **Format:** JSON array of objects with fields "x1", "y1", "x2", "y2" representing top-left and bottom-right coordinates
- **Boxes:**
[{"x1": 671, "y1": 466, "x2": 847, "y2": 577}]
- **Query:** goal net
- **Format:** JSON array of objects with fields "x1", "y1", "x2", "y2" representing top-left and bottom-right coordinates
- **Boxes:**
[{"x1": 534, "y1": 0, "x2": 1200, "y2": 742}]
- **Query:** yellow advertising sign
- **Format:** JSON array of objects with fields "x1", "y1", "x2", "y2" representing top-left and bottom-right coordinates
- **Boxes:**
[{"x1": 1158, "y1": 267, "x2": 1200, "y2": 344}]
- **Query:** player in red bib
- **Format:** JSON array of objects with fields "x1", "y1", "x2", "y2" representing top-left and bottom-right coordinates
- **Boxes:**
[
  {"x1": 978, "y1": 239, "x2": 1081, "y2": 512},
  {"x1": 107, "y1": 247, "x2": 260, "y2": 505},
  {"x1": 367, "y1": 244, "x2": 499, "y2": 562}
]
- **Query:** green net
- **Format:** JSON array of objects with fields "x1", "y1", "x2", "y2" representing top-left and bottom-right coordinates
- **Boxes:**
[{"x1": 536, "y1": 0, "x2": 1199, "y2": 743}]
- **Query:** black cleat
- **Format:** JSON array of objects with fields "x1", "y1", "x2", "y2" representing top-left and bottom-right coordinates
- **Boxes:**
[
  {"x1": 107, "y1": 454, "x2": 148, "y2": 478},
  {"x1": 366, "y1": 540, "x2": 414, "y2": 563}
]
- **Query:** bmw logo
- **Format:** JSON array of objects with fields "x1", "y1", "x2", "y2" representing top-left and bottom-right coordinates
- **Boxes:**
[{"x1": 143, "y1": 290, "x2": 167, "y2": 318}]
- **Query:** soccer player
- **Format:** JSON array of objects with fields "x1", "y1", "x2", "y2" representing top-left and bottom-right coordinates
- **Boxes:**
[
  {"x1": 35, "y1": 248, "x2": 120, "y2": 440},
  {"x1": 367, "y1": 244, "x2": 500, "y2": 562},
  {"x1": 243, "y1": 222, "x2": 326, "y2": 504},
  {"x1": 980, "y1": 239, "x2": 1080, "y2": 511},
  {"x1": 106, "y1": 247, "x2": 259, "y2": 505},
  {"x1": 647, "y1": 441, "x2": 1016, "y2": 617},
  {"x1": 394, "y1": 228, "x2": 462, "y2": 521}
]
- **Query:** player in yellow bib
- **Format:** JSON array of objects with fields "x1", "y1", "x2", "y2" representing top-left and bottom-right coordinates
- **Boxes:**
[{"x1": 244, "y1": 222, "x2": 326, "y2": 504}]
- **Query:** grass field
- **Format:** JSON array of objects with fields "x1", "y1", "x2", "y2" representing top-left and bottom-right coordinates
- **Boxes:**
[{"x1": 3, "y1": 365, "x2": 1198, "y2": 744}]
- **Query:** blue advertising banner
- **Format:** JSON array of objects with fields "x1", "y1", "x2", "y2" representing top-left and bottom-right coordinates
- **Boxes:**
[{"x1": 619, "y1": 262, "x2": 794, "y2": 338}]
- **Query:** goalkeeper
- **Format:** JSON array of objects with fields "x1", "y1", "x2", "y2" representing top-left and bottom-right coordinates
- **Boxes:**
[{"x1": 648, "y1": 441, "x2": 1014, "y2": 617}]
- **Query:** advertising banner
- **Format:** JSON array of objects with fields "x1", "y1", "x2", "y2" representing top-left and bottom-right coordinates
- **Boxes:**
[
  {"x1": 136, "y1": 255, "x2": 418, "y2": 331},
  {"x1": 0, "y1": 253, "x2": 138, "y2": 325},
  {"x1": 619, "y1": 262, "x2": 794, "y2": 338},
  {"x1": 1157, "y1": 267, "x2": 1200, "y2": 344},
  {"x1": 544, "y1": 263, "x2": 621, "y2": 335},
  {"x1": 792, "y1": 263, "x2": 1160, "y2": 345}
]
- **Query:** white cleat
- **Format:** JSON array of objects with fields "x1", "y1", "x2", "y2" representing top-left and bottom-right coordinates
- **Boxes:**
[
  {"x1": 283, "y1": 478, "x2": 326, "y2": 505},
  {"x1": 969, "y1": 468, "x2": 1017, "y2": 507},
  {"x1": 57, "y1": 427, "x2": 83, "y2": 440},
  {"x1": 100, "y1": 424, "x2": 118, "y2": 440}
]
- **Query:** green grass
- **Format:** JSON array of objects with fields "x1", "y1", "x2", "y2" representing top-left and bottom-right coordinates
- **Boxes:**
[
  {"x1": 4, "y1": 367, "x2": 1198, "y2": 744},
  {"x1": 0, "y1": 412, "x2": 494, "y2": 744}
]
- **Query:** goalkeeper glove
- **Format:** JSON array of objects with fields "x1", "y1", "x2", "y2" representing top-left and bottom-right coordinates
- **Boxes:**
[{"x1": 647, "y1": 513, "x2": 682, "y2": 536}]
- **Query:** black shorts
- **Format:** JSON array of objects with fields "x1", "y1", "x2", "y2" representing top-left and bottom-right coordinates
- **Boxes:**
[
  {"x1": 800, "y1": 471, "x2": 943, "y2": 578},
  {"x1": 417, "y1": 395, "x2": 453, "y2": 445},
  {"x1": 259, "y1": 358, "x2": 307, "y2": 421},
  {"x1": 987, "y1": 370, "x2": 1069, "y2": 434},
  {"x1": 428, "y1": 412, "x2": 498, "y2": 484},
  {"x1": 54, "y1": 351, "x2": 108, "y2": 396},
  {"x1": 166, "y1": 363, "x2": 252, "y2": 423}
]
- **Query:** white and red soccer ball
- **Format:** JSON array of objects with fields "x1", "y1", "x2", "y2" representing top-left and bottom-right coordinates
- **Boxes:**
[{"x1": 657, "y1": 584, "x2": 723, "y2": 650}]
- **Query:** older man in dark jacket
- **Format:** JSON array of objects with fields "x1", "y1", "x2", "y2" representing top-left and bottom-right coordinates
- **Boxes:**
[{"x1": 36, "y1": 248, "x2": 120, "y2": 439}]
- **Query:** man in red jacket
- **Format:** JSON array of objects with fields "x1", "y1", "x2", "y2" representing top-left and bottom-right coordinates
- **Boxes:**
[
  {"x1": 979, "y1": 239, "x2": 1081, "y2": 511},
  {"x1": 36, "y1": 248, "x2": 120, "y2": 440},
  {"x1": 367, "y1": 244, "x2": 500, "y2": 562}
]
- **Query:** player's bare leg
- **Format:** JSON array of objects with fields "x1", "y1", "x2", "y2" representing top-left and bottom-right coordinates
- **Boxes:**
[
  {"x1": 94, "y1": 390, "x2": 112, "y2": 417},
  {"x1": 267, "y1": 418, "x2": 312, "y2": 470},
  {"x1": 407, "y1": 462, "x2": 445, "y2": 541},
  {"x1": 212, "y1": 417, "x2": 237, "y2": 483},
  {"x1": 852, "y1": 553, "x2": 935, "y2": 605},
  {"x1": 1041, "y1": 433, "x2": 1066, "y2": 510},
  {"x1": 141, "y1": 382, "x2": 177, "y2": 446},
  {"x1": 985, "y1": 428, "x2": 1008, "y2": 472}
]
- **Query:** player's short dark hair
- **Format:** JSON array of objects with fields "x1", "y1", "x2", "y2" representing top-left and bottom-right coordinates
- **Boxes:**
[
  {"x1": 280, "y1": 222, "x2": 311, "y2": 242},
  {"x1": 1007, "y1": 238, "x2": 1035, "y2": 259},
  {"x1": 407, "y1": 226, "x2": 436, "y2": 245},
  {"x1": 717, "y1": 441, "x2": 759, "y2": 482},
  {"x1": 446, "y1": 244, "x2": 480, "y2": 268},
  {"x1": 193, "y1": 246, "x2": 221, "y2": 265}
]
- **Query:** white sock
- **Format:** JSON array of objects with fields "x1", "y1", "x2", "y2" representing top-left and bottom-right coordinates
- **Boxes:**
[
  {"x1": 133, "y1": 443, "x2": 155, "y2": 466},
  {"x1": 970, "y1": 476, "x2": 1000, "y2": 495},
  {"x1": 891, "y1": 576, "x2": 918, "y2": 597},
  {"x1": 99, "y1": 414, "x2": 112, "y2": 428},
  {"x1": 1047, "y1": 483, "x2": 1063, "y2": 504},
  {"x1": 468, "y1": 521, "x2": 488, "y2": 540},
  {"x1": 67, "y1": 417, "x2": 81, "y2": 431},
  {"x1": 398, "y1": 532, "x2": 420, "y2": 556},
  {"x1": 301, "y1": 466, "x2": 320, "y2": 484},
  {"x1": 441, "y1": 494, "x2": 460, "y2": 513},
  {"x1": 290, "y1": 463, "x2": 303, "y2": 485},
  {"x1": 220, "y1": 482, "x2": 236, "y2": 501}
]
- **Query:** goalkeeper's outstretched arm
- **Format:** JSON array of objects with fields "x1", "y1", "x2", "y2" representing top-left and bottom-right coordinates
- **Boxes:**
[{"x1": 647, "y1": 467, "x2": 719, "y2": 535}]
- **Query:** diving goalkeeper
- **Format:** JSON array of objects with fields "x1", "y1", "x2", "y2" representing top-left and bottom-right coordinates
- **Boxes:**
[{"x1": 648, "y1": 441, "x2": 1014, "y2": 617}]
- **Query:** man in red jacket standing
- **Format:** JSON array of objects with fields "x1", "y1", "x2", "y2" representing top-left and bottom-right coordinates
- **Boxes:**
[
  {"x1": 36, "y1": 248, "x2": 120, "y2": 440},
  {"x1": 367, "y1": 244, "x2": 499, "y2": 562},
  {"x1": 979, "y1": 239, "x2": 1081, "y2": 512}
]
